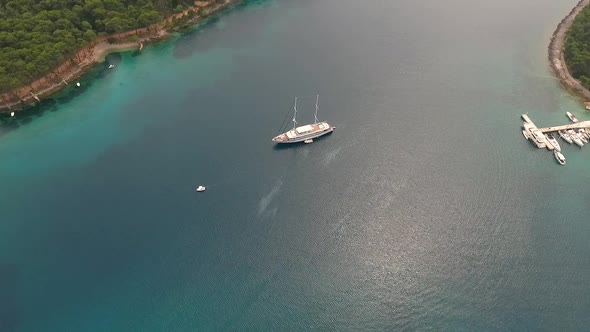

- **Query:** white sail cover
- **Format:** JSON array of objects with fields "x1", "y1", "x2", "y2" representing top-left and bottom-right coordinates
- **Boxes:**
[{"x1": 295, "y1": 125, "x2": 313, "y2": 134}]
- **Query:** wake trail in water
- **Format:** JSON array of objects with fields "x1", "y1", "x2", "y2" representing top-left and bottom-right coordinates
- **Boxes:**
[{"x1": 258, "y1": 180, "x2": 283, "y2": 217}]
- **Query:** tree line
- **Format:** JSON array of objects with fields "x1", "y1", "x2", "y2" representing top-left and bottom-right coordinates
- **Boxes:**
[
  {"x1": 0, "y1": 0, "x2": 198, "y2": 94},
  {"x1": 565, "y1": 5, "x2": 590, "y2": 89}
]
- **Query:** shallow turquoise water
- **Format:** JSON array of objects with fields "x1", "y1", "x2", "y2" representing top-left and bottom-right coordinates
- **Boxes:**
[{"x1": 1, "y1": 0, "x2": 589, "y2": 330}]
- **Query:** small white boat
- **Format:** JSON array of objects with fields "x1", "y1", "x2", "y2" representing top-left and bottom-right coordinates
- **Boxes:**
[
  {"x1": 558, "y1": 130, "x2": 573, "y2": 144},
  {"x1": 108, "y1": 64, "x2": 115, "y2": 69},
  {"x1": 76, "y1": 82, "x2": 81, "y2": 87},
  {"x1": 566, "y1": 111, "x2": 579, "y2": 123},
  {"x1": 554, "y1": 150, "x2": 566, "y2": 165},
  {"x1": 304, "y1": 139, "x2": 313, "y2": 144},
  {"x1": 10, "y1": 112, "x2": 15, "y2": 117},
  {"x1": 522, "y1": 130, "x2": 529, "y2": 140},
  {"x1": 579, "y1": 131, "x2": 589, "y2": 143},
  {"x1": 546, "y1": 134, "x2": 560, "y2": 151},
  {"x1": 196, "y1": 186, "x2": 206, "y2": 192}
]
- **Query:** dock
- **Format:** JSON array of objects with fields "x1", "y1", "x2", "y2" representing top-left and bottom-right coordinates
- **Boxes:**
[
  {"x1": 521, "y1": 114, "x2": 553, "y2": 150},
  {"x1": 537, "y1": 121, "x2": 590, "y2": 133},
  {"x1": 521, "y1": 113, "x2": 590, "y2": 133},
  {"x1": 521, "y1": 113, "x2": 590, "y2": 156}
]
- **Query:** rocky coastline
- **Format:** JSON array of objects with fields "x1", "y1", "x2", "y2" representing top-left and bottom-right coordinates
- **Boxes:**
[
  {"x1": 548, "y1": 0, "x2": 590, "y2": 104},
  {"x1": 0, "y1": 0, "x2": 240, "y2": 113}
]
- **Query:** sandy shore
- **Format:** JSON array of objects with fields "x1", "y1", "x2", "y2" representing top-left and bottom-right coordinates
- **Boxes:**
[
  {"x1": 0, "y1": 40, "x2": 149, "y2": 112},
  {"x1": 92, "y1": 41, "x2": 144, "y2": 62},
  {"x1": 549, "y1": 0, "x2": 590, "y2": 103}
]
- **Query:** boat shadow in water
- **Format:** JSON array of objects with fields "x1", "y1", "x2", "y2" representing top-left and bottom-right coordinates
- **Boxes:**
[{"x1": 272, "y1": 131, "x2": 334, "y2": 151}]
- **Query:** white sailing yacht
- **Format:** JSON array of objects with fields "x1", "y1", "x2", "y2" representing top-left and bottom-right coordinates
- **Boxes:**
[{"x1": 272, "y1": 95, "x2": 335, "y2": 144}]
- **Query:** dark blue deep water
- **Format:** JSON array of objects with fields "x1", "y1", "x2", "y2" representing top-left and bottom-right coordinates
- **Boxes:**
[{"x1": 1, "y1": 0, "x2": 589, "y2": 330}]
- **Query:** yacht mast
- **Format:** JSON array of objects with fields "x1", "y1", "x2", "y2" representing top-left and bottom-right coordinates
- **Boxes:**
[
  {"x1": 292, "y1": 97, "x2": 298, "y2": 129},
  {"x1": 314, "y1": 94, "x2": 319, "y2": 124}
]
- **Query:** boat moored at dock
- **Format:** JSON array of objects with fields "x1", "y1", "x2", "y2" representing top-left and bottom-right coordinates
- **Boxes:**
[
  {"x1": 558, "y1": 130, "x2": 573, "y2": 144},
  {"x1": 546, "y1": 134, "x2": 560, "y2": 151},
  {"x1": 578, "y1": 130, "x2": 588, "y2": 143},
  {"x1": 568, "y1": 129, "x2": 584, "y2": 147},
  {"x1": 523, "y1": 122, "x2": 547, "y2": 148}
]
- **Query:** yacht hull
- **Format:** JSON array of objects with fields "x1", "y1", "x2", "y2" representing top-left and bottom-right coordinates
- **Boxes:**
[{"x1": 273, "y1": 127, "x2": 334, "y2": 144}]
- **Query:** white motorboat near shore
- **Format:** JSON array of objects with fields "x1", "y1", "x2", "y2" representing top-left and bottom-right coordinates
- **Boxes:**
[
  {"x1": 578, "y1": 130, "x2": 589, "y2": 143},
  {"x1": 196, "y1": 186, "x2": 206, "y2": 192},
  {"x1": 568, "y1": 129, "x2": 584, "y2": 147},
  {"x1": 529, "y1": 126, "x2": 547, "y2": 148},
  {"x1": 554, "y1": 150, "x2": 566, "y2": 165},
  {"x1": 546, "y1": 134, "x2": 561, "y2": 151},
  {"x1": 566, "y1": 111, "x2": 579, "y2": 123},
  {"x1": 522, "y1": 123, "x2": 547, "y2": 148}
]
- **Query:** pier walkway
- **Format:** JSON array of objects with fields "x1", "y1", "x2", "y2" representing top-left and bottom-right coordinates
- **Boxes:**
[
  {"x1": 521, "y1": 113, "x2": 590, "y2": 162},
  {"x1": 520, "y1": 113, "x2": 590, "y2": 151},
  {"x1": 521, "y1": 114, "x2": 590, "y2": 133},
  {"x1": 537, "y1": 121, "x2": 590, "y2": 133}
]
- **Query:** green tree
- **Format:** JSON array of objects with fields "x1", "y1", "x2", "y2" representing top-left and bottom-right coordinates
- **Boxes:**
[
  {"x1": 565, "y1": 6, "x2": 590, "y2": 89},
  {"x1": 0, "y1": 0, "x2": 217, "y2": 92}
]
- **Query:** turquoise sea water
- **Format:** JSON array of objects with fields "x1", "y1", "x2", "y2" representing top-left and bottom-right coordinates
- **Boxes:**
[{"x1": 1, "y1": 0, "x2": 590, "y2": 330}]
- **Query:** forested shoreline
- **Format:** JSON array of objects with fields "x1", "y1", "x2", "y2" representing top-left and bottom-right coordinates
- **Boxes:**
[
  {"x1": 0, "y1": 0, "x2": 228, "y2": 98},
  {"x1": 564, "y1": 3, "x2": 590, "y2": 89}
]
